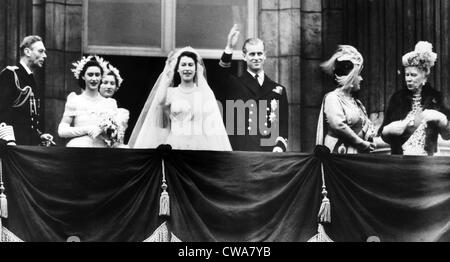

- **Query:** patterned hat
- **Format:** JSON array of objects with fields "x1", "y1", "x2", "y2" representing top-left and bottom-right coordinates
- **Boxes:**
[{"x1": 402, "y1": 41, "x2": 437, "y2": 73}]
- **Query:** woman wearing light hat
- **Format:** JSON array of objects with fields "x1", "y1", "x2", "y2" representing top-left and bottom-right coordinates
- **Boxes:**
[
  {"x1": 316, "y1": 45, "x2": 376, "y2": 154},
  {"x1": 379, "y1": 41, "x2": 450, "y2": 155}
]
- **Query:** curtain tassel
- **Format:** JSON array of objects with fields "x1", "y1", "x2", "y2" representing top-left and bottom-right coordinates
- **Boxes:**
[
  {"x1": 159, "y1": 184, "x2": 170, "y2": 217},
  {"x1": 0, "y1": 191, "x2": 7, "y2": 219},
  {"x1": 159, "y1": 159, "x2": 170, "y2": 217},
  {"x1": 0, "y1": 159, "x2": 7, "y2": 219},
  {"x1": 318, "y1": 163, "x2": 331, "y2": 223},
  {"x1": 1, "y1": 158, "x2": 6, "y2": 241},
  {"x1": 318, "y1": 187, "x2": 330, "y2": 223}
]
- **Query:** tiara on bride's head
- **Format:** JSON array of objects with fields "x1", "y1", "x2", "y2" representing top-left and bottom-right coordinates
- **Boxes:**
[
  {"x1": 71, "y1": 55, "x2": 108, "y2": 80},
  {"x1": 172, "y1": 46, "x2": 202, "y2": 60}
]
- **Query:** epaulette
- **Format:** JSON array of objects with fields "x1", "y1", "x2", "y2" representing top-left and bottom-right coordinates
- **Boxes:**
[
  {"x1": 0, "y1": 66, "x2": 18, "y2": 74},
  {"x1": 3, "y1": 66, "x2": 33, "y2": 108},
  {"x1": 6, "y1": 66, "x2": 19, "y2": 71}
]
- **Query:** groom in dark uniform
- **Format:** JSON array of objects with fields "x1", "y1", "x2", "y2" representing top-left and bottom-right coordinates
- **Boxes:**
[
  {"x1": 218, "y1": 25, "x2": 289, "y2": 152},
  {"x1": 0, "y1": 35, "x2": 53, "y2": 145}
]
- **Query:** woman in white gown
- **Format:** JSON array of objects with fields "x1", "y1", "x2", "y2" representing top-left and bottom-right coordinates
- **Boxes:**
[
  {"x1": 98, "y1": 61, "x2": 129, "y2": 147},
  {"x1": 128, "y1": 47, "x2": 231, "y2": 151},
  {"x1": 58, "y1": 56, "x2": 118, "y2": 147}
]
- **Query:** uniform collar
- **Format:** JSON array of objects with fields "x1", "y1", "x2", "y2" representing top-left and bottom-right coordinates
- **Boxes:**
[
  {"x1": 247, "y1": 69, "x2": 264, "y2": 86},
  {"x1": 20, "y1": 61, "x2": 33, "y2": 75},
  {"x1": 247, "y1": 69, "x2": 264, "y2": 78}
]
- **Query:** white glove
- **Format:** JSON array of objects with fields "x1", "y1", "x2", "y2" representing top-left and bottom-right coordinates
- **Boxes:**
[
  {"x1": 382, "y1": 120, "x2": 408, "y2": 136},
  {"x1": 40, "y1": 133, "x2": 56, "y2": 145},
  {"x1": 272, "y1": 146, "x2": 283, "y2": 153},
  {"x1": 226, "y1": 24, "x2": 239, "y2": 50},
  {"x1": 360, "y1": 141, "x2": 376, "y2": 152},
  {"x1": 422, "y1": 109, "x2": 448, "y2": 127},
  {"x1": 58, "y1": 123, "x2": 101, "y2": 139}
]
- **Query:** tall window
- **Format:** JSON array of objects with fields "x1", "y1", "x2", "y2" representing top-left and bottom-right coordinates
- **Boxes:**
[{"x1": 84, "y1": 0, "x2": 258, "y2": 59}]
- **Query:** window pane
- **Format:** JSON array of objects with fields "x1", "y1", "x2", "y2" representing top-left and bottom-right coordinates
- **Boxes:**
[
  {"x1": 176, "y1": 0, "x2": 247, "y2": 49},
  {"x1": 88, "y1": 0, "x2": 162, "y2": 48}
]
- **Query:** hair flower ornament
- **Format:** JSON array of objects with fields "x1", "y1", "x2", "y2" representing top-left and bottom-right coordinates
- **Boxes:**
[
  {"x1": 71, "y1": 55, "x2": 108, "y2": 80},
  {"x1": 105, "y1": 63, "x2": 124, "y2": 88}
]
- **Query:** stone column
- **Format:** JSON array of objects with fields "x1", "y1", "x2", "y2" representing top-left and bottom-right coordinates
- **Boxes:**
[
  {"x1": 32, "y1": 0, "x2": 45, "y2": 37},
  {"x1": 300, "y1": 0, "x2": 322, "y2": 153},
  {"x1": 0, "y1": 0, "x2": 33, "y2": 67},
  {"x1": 43, "y1": 0, "x2": 83, "y2": 145},
  {"x1": 32, "y1": 0, "x2": 47, "y2": 133},
  {"x1": 260, "y1": 0, "x2": 301, "y2": 152}
]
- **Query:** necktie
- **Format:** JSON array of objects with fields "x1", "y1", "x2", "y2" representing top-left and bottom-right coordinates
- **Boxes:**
[{"x1": 255, "y1": 74, "x2": 260, "y2": 86}]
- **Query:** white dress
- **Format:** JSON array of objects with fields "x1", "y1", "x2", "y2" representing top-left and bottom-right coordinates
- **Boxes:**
[
  {"x1": 115, "y1": 107, "x2": 130, "y2": 148},
  {"x1": 128, "y1": 46, "x2": 231, "y2": 151},
  {"x1": 62, "y1": 92, "x2": 118, "y2": 147},
  {"x1": 165, "y1": 86, "x2": 226, "y2": 150}
]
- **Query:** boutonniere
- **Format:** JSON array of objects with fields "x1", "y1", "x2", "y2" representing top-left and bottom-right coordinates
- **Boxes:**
[{"x1": 272, "y1": 86, "x2": 283, "y2": 95}]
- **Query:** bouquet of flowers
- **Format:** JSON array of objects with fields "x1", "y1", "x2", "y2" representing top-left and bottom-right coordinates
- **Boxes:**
[{"x1": 98, "y1": 113, "x2": 120, "y2": 148}]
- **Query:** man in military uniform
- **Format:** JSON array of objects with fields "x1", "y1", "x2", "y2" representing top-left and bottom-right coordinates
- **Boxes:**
[
  {"x1": 217, "y1": 24, "x2": 289, "y2": 152},
  {"x1": 0, "y1": 35, "x2": 53, "y2": 145}
]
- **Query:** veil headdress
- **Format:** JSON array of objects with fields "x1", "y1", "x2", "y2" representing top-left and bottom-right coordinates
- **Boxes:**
[{"x1": 128, "y1": 47, "x2": 232, "y2": 150}]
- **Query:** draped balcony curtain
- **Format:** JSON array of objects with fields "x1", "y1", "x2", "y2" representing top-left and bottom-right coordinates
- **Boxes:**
[{"x1": 1, "y1": 144, "x2": 450, "y2": 242}]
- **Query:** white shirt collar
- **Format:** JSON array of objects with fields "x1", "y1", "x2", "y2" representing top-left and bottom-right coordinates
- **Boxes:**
[
  {"x1": 20, "y1": 61, "x2": 33, "y2": 75},
  {"x1": 247, "y1": 69, "x2": 264, "y2": 86}
]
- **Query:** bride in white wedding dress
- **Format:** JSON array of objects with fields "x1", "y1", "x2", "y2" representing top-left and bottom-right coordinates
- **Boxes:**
[{"x1": 128, "y1": 47, "x2": 231, "y2": 151}]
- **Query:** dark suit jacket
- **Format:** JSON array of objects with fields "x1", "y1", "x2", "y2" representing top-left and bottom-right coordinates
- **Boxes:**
[
  {"x1": 0, "y1": 63, "x2": 43, "y2": 145},
  {"x1": 218, "y1": 52, "x2": 289, "y2": 152}
]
